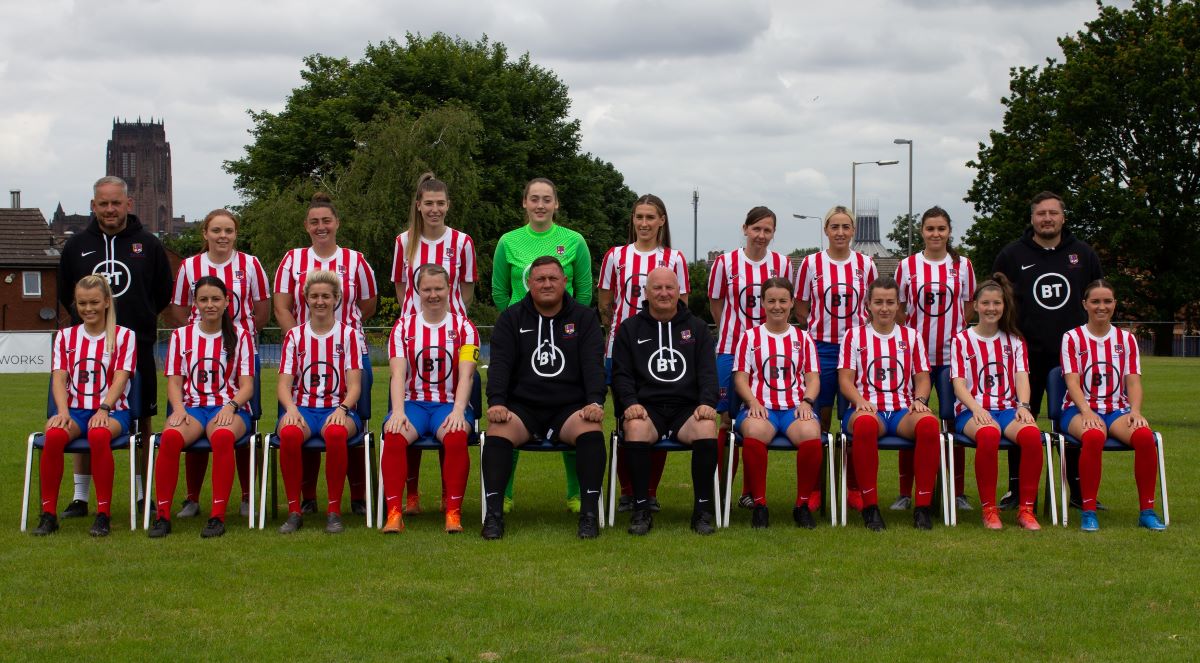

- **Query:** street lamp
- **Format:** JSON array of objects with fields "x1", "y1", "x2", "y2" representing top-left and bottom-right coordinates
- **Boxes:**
[
  {"x1": 894, "y1": 138, "x2": 913, "y2": 255},
  {"x1": 792, "y1": 214, "x2": 825, "y2": 251},
  {"x1": 691, "y1": 189, "x2": 699, "y2": 264},
  {"x1": 850, "y1": 160, "x2": 899, "y2": 220}
]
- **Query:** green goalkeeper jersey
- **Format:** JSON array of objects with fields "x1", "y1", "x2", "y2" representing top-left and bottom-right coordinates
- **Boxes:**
[{"x1": 491, "y1": 223, "x2": 593, "y2": 311}]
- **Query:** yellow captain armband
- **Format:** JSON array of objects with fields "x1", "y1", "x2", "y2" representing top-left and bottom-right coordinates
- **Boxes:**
[{"x1": 460, "y1": 344, "x2": 480, "y2": 363}]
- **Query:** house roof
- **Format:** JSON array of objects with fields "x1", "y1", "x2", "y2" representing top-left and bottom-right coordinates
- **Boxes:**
[{"x1": 0, "y1": 208, "x2": 60, "y2": 267}]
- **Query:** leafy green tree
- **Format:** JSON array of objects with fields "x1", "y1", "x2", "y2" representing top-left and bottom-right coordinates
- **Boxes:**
[
  {"x1": 886, "y1": 214, "x2": 922, "y2": 257},
  {"x1": 788, "y1": 247, "x2": 821, "y2": 260},
  {"x1": 964, "y1": 0, "x2": 1200, "y2": 353},
  {"x1": 688, "y1": 260, "x2": 712, "y2": 323},
  {"x1": 226, "y1": 33, "x2": 636, "y2": 309}
]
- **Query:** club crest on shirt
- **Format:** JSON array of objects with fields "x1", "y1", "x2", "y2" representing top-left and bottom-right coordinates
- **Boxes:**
[
  {"x1": 898, "y1": 341, "x2": 908, "y2": 351},
  {"x1": 1115, "y1": 344, "x2": 1125, "y2": 355},
  {"x1": 1002, "y1": 346, "x2": 1012, "y2": 357},
  {"x1": 445, "y1": 247, "x2": 455, "y2": 259},
  {"x1": 563, "y1": 323, "x2": 576, "y2": 338},
  {"x1": 333, "y1": 344, "x2": 344, "y2": 356},
  {"x1": 132, "y1": 243, "x2": 143, "y2": 255},
  {"x1": 233, "y1": 270, "x2": 245, "y2": 281},
  {"x1": 448, "y1": 329, "x2": 457, "y2": 341},
  {"x1": 791, "y1": 340, "x2": 802, "y2": 352},
  {"x1": 556, "y1": 245, "x2": 565, "y2": 256},
  {"x1": 681, "y1": 329, "x2": 692, "y2": 341},
  {"x1": 337, "y1": 266, "x2": 348, "y2": 275},
  {"x1": 768, "y1": 269, "x2": 777, "y2": 278},
  {"x1": 949, "y1": 268, "x2": 958, "y2": 279},
  {"x1": 1069, "y1": 254, "x2": 1079, "y2": 265}
]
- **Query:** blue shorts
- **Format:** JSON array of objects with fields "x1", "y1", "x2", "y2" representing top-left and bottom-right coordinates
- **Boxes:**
[
  {"x1": 393, "y1": 400, "x2": 475, "y2": 438},
  {"x1": 735, "y1": 407, "x2": 800, "y2": 437},
  {"x1": 842, "y1": 407, "x2": 910, "y2": 437},
  {"x1": 185, "y1": 405, "x2": 252, "y2": 434},
  {"x1": 930, "y1": 364, "x2": 950, "y2": 414},
  {"x1": 716, "y1": 353, "x2": 734, "y2": 413},
  {"x1": 67, "y1": 407, "x2": 131, "y2": 437},
  {"x1": 954, "y1": 408, "x2": 1020, "y2": 434},
  {"x1": 814, "y1": 340, "x2": 840, "y2": 409},
  {"x1": 287, "y1": 406, "x2": 363, "y2": 438},
  {"x1": 604, "y1": 357, "x2": 612, "y2": 385},
  {"x1": 1060, "y1": 406, "x2": 1129, "y2": 433}
]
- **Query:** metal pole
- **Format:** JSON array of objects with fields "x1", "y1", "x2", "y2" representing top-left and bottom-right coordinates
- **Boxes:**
[
  {"x1": 851, "y1": 163, "x2": 857, "y2": 222},
  {"x1": 692, "y1": 189, "x2": 699, "y2": 264},
  {"x1": 907, "y1": 141, "x2": 913, "y2": 255}
]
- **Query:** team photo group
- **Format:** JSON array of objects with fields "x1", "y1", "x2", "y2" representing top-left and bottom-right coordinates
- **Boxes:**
[{"x1": 29, "y1": 172, "x2": 1168, "y2": 541}]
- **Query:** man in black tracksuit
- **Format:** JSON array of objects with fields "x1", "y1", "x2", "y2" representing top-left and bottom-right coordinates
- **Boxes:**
[
  {"x1": 612, "y1": 268, "x2": 720, "y2": 535},
  {"x1": 56, "y1": 176, "x2": 173, "y2": 517},
  {"x1": 483, "y1": 256, "x2": 606, "y2": 539},
  {"x1": 993, "y1": 191, "x2": 1102, "y2": 508}
]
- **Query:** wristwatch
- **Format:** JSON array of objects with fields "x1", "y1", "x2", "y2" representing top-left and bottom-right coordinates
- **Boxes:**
[
  {"x1": 338, "y1": 404, "x2": 352, "y2": 415},
  {"x1": 914, "y1": 396, "x2": 930, "y2": 406},
  {"x1": 226, "y1": 400, "x2": 241, "y2": 410},
  {"x1": 802, "y1": 397, "x2": 816, "y2": 408},
  {"x1": 98, "y1": 403, "x2": 112, "y2": 412},
  {"x1": 1017, "y1": 402, "x2": 1031, "y2": 410}
]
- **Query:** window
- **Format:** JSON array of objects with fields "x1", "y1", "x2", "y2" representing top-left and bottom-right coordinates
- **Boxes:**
[{"x1": 22, "y1": 271, "x2": 41, "y2": 297}]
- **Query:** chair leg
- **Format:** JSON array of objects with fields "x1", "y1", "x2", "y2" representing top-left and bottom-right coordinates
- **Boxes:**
[
  {"x1": 258, "y1": 438, "x2": 270, "y2": 530},
  {"x1": 143, "y1": 434, "x2": 157, "y2": 530},
  {"x1": 21, "y1": 434, "x2": 36, "y2": 531},
  {"x1": 248, "y1": 434, "x2": 257, "y2": 529},
  {"x1": 946, "y1": 435, "x2": 957, "y2": 527},
  {"x1": 712, "y1": 462, "x2": 723, "y2": 529},
  {"x1": 1043, "y1": 433, "x2": 1058, "y2": 526},
  {"x1": 376, "y1": 433, "x2": 386, "y2": 528},
  {"x1": 362, "y1": 432, "x2": 374, "y2": 529},
  {"x1": 839, "y1": 435, "x2": 848, "y2": 527},
  {"x1": 825, "y1": 434, "x2": 836, "y2": 527},
  {"x1": 1156, "y1": 432, "x2": 1169, "y2": 526},
  {"x1": 1058, "y1": 435, "x2": 1068, "y2": 528},
  {"x1": 723, "y1": 437, "x2": 735, "y2": 527},
  {"x1": 129, "y1": 428, "x2": 139, "y2": 531}
]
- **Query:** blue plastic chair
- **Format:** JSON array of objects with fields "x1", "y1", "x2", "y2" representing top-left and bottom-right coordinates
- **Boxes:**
[
  {"x1": 1046, "y1": 366, "x2": 1170, "y2": 527},
  {"x1": 936, "y1": 370, "x2": 1058, "y2": 526},
  {"x1": 143, "y1": 356, "x2": 262, "y2": 529},
  {"x1": 258, "y1": 366, "x2": 374, "y2": 529},
  {"x1": 724, "y1": 390, "x2": 837, "y2": 527},
  {"x1": 21, "y1": 371, "x2": 144, "y2": 531},
  {"x1": 373, "y1": 370, "x2": 483, "y2": 526},
  {"x1": 835, "y1": 392, "x2": 949, "y2": 526}
]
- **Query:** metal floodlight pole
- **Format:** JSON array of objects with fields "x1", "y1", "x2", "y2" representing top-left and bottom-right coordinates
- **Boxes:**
[
  {"x1": 851, "y1": 160, "x2": 899, "y2": 222},
  {"x1": 894, "y1": 138, "x2": 913, "y2": 254},
  {"x1": 692, "y1": 189, "x2": 699, "y2": 264},
  {"x1": 792, "y1": 214, "x2": 824, "y2": 251}
]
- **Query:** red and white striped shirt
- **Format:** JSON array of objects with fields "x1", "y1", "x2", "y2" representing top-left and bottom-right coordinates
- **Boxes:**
[
  {"x1": 1060, "y1": 325, "x2": 1140, "y2": 414},
  {"x1": 707, "y1": 249, "x2": 794, "y2": 355},
  {"x1": 950, "y1": 328, "x2": 1028, "y2": 416},
  {"x1": 165, "y1": 324, "x2": 255, "y2": 409},
  {"x1": 896, "y1": 252, "x2": 975, "y2": 366},
  {"x1": 52, "y1": 324, "x2": 136, "y2": 411},
  {"x1": 598, "y1": 244, "x2": 690, "y2": 357},
  {"x1": 390, "y1": 228, "x2": 477, "y2": 318},
  {"x1": 795, "y1": 250, "x2": 878, "y2": 345},
  {"x1": 279, "y1": 321, "x2": 363, "y2": 409},
  {"x1": 389, "y1": 312, "x2": 480, "y2": 403},
  {"x1": 839, "y1": 323, "x2": 930, "y2": 411},
  {"x1": 171, "y1": 251, "x2": 270, "y2": 345},
  {"x1": 733, "y1": 324, "x2": 820, "y2": 410},
  {"x1": 274, "y1": 247, "x2": 378, "y2": 348}
]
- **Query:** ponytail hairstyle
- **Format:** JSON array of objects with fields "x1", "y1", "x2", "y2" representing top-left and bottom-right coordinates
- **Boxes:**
[
  {"x1": 744, "y1": 205, "x2": 777, "y2": 229},
  {"x1": 405, "y1": 172, "x2": 450, "y2": 267},
  {"x1": 414, "y1": 263, "x2": 451, "y2": 291},
  {"x1": 865, "y1": 275, "x2": 900, "y2": 321},
  {"x1": 200, "y1": 208, "x2": 239, "y2": 253},
  {"x1": 303, "y1": 269, "x2": 343, "y2": 304},
  {"x1": 920, "y1": 206, "x2": 959, "y2": 261},
  {"x1": 761, "y1": 276, "x2": 795, "y2": 299},
  {"x1": 308, "y1": 192, "x2": 339, "y2": 218},
  {"x1": 972, "y1": 272, "x2": 1023, "y2": 339},
  {"x1": 193, "y1": 275, "x2": 238, "y2": 362},
  {"x1": 627, "y1": 194, "x2": 672, "y2": 248},
  {"x1": 75, "y1": 275, "x2": 117, "y2": 354},
  {"x1": 1082, "y1": 278, "x2": 1116, "y2": 301}
]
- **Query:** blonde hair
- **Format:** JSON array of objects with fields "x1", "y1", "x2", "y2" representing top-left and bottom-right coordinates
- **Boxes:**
[
  {"x1": 823, "y1": 205, "x2": 855, "y2": 228},
  {"x1": 75, "y1": 275, "x2": 117, "y2": 353},
  {"x1": 303, "y1": 269, "x2": 342, "y2": 303},
  {"x1": 405, "y1": 172, "x2": 450, "y2": 267}
]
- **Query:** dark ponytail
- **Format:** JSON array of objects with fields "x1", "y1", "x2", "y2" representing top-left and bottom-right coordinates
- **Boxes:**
[
  {"x1": 194, "y1": 275, "x2": 238, "y2": 363},
  {"x1": 973, "y1": 272, "x2": 1023, "y2": 340},
  {"x1": 920, "y1": 206, "x2": 959, "y2": 262}
]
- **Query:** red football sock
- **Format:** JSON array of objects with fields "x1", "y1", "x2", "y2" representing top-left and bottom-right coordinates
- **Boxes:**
[
  {"x1": 210, "y1": 428, "x2": 236, "y2": 521},
  {"x1": 795, "y1": 438, "x2": 822, "y2": 507},
  {"x1": 184, "y1": 452, "x2": 207, "y2": 502},
  {"x1": 87, "y1": 427, "x2": 114, "y2": 517},
  {"x1": 897, "y1": 448, "x2": 914, "y2": 498},
  {"x1": 616, "y1": 446, "x2": 632, "y2": 497},
  {"x1": 742, "y1": 438, "x2": 768, "y2": 506},
  {"x1": 851, "y1": 416, "x2": 879, "y2": 507},
  {"x1": 1016, "y1": 426, "x2": 1044, "y2": 507},
  {"x1": 301, "y1": 449, "x2": 320, "y2": 501},
  {"x1": 438, "y1": 448, "x2": 447, "y2": 505},
  {"x1": 1078, "y1": 428, "x2": 1106, "y2": 511},
  {"x1": 323, "y1": 424, "x2": 348, "y2": 515},
  {"x1": 649, "y1": 450, "x2": 667, "y2": 498},
  {"x1": 913, "y1": 417, "x2": 941, "y2": 508},
  {"x1": 973, "y1": 426, "x2": 1001, "y2": 508},
  {"x1": 39, "y1": 427, "x2": 71, "y2": 513},
  {"x1": 236, "y1": 444, "x2": 251, "y2": 500},
  {"x1": 279, "y1": 425, "x2": 305, "y2": 514},
  {"x1": 381, "y1": 432, "x2": 408, "y2": 512},
  {"x1": 405, "y1": 444, "x2": 423, "y2": 499},
  {"x1": 442, "y1": 430, "x2": 469, "y2": 512},
  {"x1": 954, "y1": 446, "x2": 966, "y2": 496},
  {"x1": 347, "y1": 450, "x2": 366, "y2": 502},
  {"x1": 154, "y1": 428, "x2": 185, "y2": 519},
  {"x1": 1130, "y1": 427, "x2": 1157, "y2": 511}
]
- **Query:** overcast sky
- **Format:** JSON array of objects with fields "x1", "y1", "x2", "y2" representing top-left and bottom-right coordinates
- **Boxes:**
[{"x1": 0, "y1": 0, "x2": 1128, "y2": 260}]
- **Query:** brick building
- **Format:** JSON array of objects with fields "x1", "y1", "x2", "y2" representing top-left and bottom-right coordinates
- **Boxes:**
[
  {"x1": 0, "y1": 191, "x2": 65, "y2": 330},
  {"x1": 106, "y1": 118, "x2": 179, "y2": 235}
]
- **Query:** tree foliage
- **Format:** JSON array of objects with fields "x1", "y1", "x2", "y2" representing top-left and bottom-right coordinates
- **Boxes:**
[
  {"x1": 226, "y1": 33, "x2": 636, "y2": 315},
  {"x1": 886, "y1": 214, "x2": 923, "y2": 257},
  {"x1": 964, "y1": 0, "x2": 1200, "y2": 350}
]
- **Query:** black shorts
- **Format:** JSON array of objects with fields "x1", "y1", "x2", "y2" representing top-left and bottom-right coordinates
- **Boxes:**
[
  {"x1": 640, "y1": 402, "x2": 698, "y2": 440},
  {"x1": 506, "y1": 399, "x2": 583, "y2": 443},
  {"x1": 134, "y1": 341, "x2": 158, "y2": 417}
]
